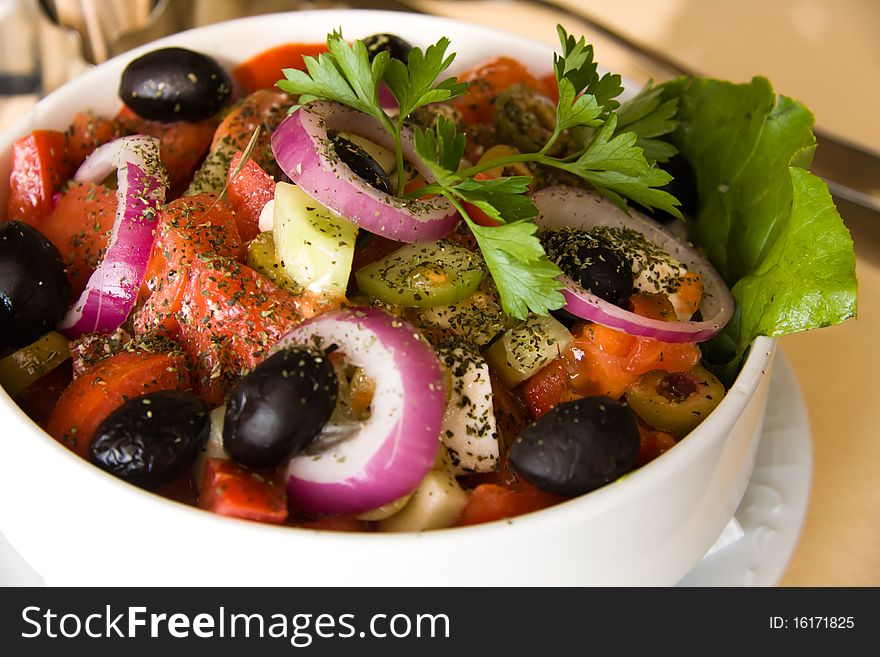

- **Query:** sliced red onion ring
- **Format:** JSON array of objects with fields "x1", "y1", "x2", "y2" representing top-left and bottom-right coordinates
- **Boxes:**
[
  {"x1": 533, "y1": 186, "x2": 734, "y2": 343},
  {"x1": 59, "y1": 136, "x2": 168, "y2": 338},
  {"x1": 271, "y1": 100, "x2": 458, "y2": 243},
  {"x1": 278, "y1": 307, "x2": 445, "y2": 516}
]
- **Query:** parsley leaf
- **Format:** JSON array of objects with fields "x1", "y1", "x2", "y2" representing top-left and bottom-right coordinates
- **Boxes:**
[
  {"x1": 275, "y1": 25, "x2": 683, "y2": 318},
  {"x1": 615, "y1": 81, "x2": 680, "y2": 163},
  {"x1": 453, "y1": 177, "x2": 538, "y2": 224},
  {"x1": 554, "y1": 25, "x2": 623, "y2": 112},
  {"x1": 458, "y1": 205, "x2": 565, "y2": 319},
  {"x1": 413, "y1": 116, "x2": 465, "y2": 184},
  {"x1": 555, "y1": 115, "x2": 681, "y2": 216},
  {"x1": 278, "y1": 31, "x2": 388, "y2": 120},
  {"x1": 383, "y1": 37, "x2": 468, "y2": 119}
]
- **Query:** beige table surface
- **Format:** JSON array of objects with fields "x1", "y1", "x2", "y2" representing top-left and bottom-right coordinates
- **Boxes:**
[{"x1": 2, "y1": 0, "x2": 876, "y2": 586}]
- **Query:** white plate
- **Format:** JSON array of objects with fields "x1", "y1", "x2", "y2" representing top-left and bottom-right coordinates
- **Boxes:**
[
  {"x1": 0, "y1": 350, "x2": 810, "y2": 587},
  {"x1": 678, "y1": 351, "x2": 812, "y2": 586}
]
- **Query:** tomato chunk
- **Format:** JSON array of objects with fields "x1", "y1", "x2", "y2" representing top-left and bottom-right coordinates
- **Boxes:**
[
  {"x1": 134, "y1": 194, "x2": 244, "y2": 337},
  {"x1": 565, "y1": 322, "x2": 702, "y2": 399},
  {"x1": 453, "y1": 57, "x2": 553, "y2": 125},
  {"x1": 65, "y1": 111, "x2": 122, "y2": 167},
  {"x1": 636, "y1": 424, "x2": 678, "y2": 467},
  {"x1": 45, "y1": 350, "x2": 191, "y2": 458},
  {"x1": 457, "y1": 480, "x2": 563, "y2": 526},
  {"x1": 519, "y1": 357, "x2": 579, "y2": 420},
  {"x1": 116, "y1": 105, "x2": 215, "y2": 186},
  {"x1": 233, "y1": 42, "x2": 328, "y2": 93},
  {"x1": 7, "y1": 130, "x2": 72, "y2": 226},
  {"x1": 297, "y1": 516, "x2": 371, "y2": 532},
  {"x1": 176, "y1": 258, "x2": 305, "y2": 405},
  {"x1": 38, "y1": 181, "x2": 116, "y2": 299},
  {"x1": 211, "y1": 89, "x2": 290, "y2": 177},
  {"x1": 199, "y1": 458, "x2": 287, "y2": 524},
  {"x1": 226, "y1": 151, "x2": 275, "y2": 242}
]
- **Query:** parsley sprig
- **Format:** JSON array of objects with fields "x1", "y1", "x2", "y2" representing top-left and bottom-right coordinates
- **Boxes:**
[
  {"x1": 277, "y1": 31, "x2": 466, "y2": 196},
  {"x1": 276, "y1": 26, "x2": 682, "y2": 320}
]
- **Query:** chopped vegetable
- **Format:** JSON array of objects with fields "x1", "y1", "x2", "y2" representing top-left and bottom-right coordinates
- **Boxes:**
[
  {"x1": 45, "y1": 350, "x2": 191, "y2": 457},
  {"x1": 355, "y1": 240, "x2": 485, "y2": 307},
  {"x1": 6, "y1": 130, "x2": 72, "y2": 226},
  {"x1": 272, "y1": 182, "x2": 357, "y2": 301},
  {"x1": 199, "y1": 458, "x2": 288, "y2": 524}
]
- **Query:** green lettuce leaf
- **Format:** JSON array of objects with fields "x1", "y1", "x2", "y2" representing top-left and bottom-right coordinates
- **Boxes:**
[{"x1": 658, "y1": 76, "x2": 857, "y2": 376}]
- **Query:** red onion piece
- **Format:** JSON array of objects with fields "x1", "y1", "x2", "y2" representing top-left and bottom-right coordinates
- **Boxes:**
[
  {"x1": 279, "y1": 307, "x2": 445, "y2": 515},
  {"x1": 271, "y1": 100, "x2": 458, "y2": 243},
  {"x1": 59, "y1": 136, "x2": 168, "y2": 337},
  {"x1": 533, "y1": 186, "x2": 734, "y2": 343},
  {"x1": 378, "y1": 83, "x2": 398, "y2": 110}
]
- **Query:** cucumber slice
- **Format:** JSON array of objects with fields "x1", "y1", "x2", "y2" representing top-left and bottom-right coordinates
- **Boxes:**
[
  {"x1": 273, "y1": 182, "x2": 357, "y2": 300},
  {"x1": 377, "y1": 470, "x2": 468, "y2": 532},
  {"x1": 484, "y1": 315, "x2": 573, "y2": 388},
  {"x1": 245, "y1": 231, "x2": 301, "y2": 294},
  {"x1": 355, "y1": 240, "x2": 485, "y2": 307}
]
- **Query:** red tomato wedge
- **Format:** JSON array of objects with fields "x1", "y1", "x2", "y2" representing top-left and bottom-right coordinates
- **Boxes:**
[
  {"x1": 226, "y1": 151, "x2": 275, "y2": 242},
  {"x1": 45, "y1": 350, "x2": 191, "y2": 458},
  {"x1": 6, "y1": 130, "x2": 72, "y2": 226},
  {"x1": 65, "y1": 111, "x2": 123, "y2": 167},
  {"x1": 39, "y1": 181, "x2": 116, "y2": 299},
  {"x1": 233, "y1": 42, "x2": 328, "y2": 93},
  {"x1": 519, "y1": 358, "x2": 579, "y2": 420},
  {"x1": 199, "y1": 458, "x2": 288, "y2": 524},
  {"x1": 116, "y1": 105, "x2": 215, "y2": 186},
  {"x1": 176, "y1": 258, "x2": 306, "y2": 405},
  {"x1": 457, "y1": 480, "x2": 563, "y2": 526},
  {"x1": 134, "y1": 194, "x2": 244, "y2": 338}
]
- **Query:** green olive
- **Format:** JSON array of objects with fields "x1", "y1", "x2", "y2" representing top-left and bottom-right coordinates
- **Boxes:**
[{"x1": 625, "y1": 365, "x2": 725, "y2": 438}]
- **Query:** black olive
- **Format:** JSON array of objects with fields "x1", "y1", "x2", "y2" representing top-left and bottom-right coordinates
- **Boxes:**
[
  {"x1": 0, "y1": 221, "x2": 69, "y2": 351},
  {"x1": 575, "y1": 243, "x2": 634, "y2": 308},
  {"x1": 328, "y1": 130, "x2": 393, "y2": 195},
  {"x1": 89, "y1": 391, "x2": 211, "y2": 490},
  {"x1": 119, "y1": 47, "x2": 232, "y2": 122},
  {"x1": 509, "y1": 396, "x2": 640, "y2": 496},
  {"x1": 223, "y1": 347, "x2": 338, "y2": 469},
  {"x1": 363, "y1": 33, "x2": 413, "y2": 62}
]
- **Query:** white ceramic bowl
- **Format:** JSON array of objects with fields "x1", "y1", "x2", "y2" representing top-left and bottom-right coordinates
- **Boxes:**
[{"x1": 0, "y1": 9, "x2": 776, "y2": 586}]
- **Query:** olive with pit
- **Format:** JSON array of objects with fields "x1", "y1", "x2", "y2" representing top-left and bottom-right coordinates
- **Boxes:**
[
  {"x1": 363, "y1": 33, "x2": 413, "y2": 62},
  {"x1": 89, "y1": 391, "x2": 211, "y2": 490},
  {"x1": 625, "y1": 365, "x2": 725, "y2": 437},
  {"x1": 119, "y1": 47, "x2": 232, "y2": 122},
  {"x1": 509, "y1": 396, "x2": 640, "y2": 496},
  {"x1": 329, "y1": 131, "x2": 393, "y2": 195},
  {"x1": 223, "y1": 347, "x2": 338, "y2": 469},
  {"x1": 0, "y1": 221, "x2": 69, "y2": 351}
]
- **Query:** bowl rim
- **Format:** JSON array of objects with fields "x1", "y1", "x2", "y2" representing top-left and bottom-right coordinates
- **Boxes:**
[{"x1": 0, "y1": 8, "x2": 777, "y2": 545}]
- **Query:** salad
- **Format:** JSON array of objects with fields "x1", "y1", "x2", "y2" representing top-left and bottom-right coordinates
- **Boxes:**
[{"x1": 0, "y1": 25, "x2": 856, "y2": 533}]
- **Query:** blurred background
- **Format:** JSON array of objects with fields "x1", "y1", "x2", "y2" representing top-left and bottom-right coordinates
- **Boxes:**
[{"x1": 1, "y1": 0, "x2": 877, "y2": 585}]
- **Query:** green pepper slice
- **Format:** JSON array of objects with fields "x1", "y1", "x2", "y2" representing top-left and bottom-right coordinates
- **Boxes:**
[
  {"x1": 0, "y1": 331, "x2": 71, "y2": 397},
  {"x1": 355, "y1": 240, "x2": 485, "y2": 308}
]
